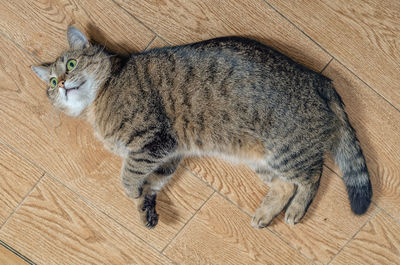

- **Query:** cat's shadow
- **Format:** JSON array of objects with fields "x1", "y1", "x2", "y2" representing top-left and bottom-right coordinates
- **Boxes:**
[
  {"x1": 86, "y1": 23, "x2": 140, "y2": 55},
  {"x1": 156, "y1": 166, "x2": 187, "y2": 226}
]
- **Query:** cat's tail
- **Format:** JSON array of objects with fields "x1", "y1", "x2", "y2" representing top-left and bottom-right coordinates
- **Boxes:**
[{"x1": 317, "y1": 80, "x2": 372, "y2": 215}]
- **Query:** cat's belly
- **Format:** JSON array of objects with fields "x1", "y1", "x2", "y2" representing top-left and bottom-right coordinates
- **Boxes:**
[{"x1": 181, "y1": 148, "x2": 268, "y2": 169}]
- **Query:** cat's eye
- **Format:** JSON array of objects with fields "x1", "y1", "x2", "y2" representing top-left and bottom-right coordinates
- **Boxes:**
[
  {"x1": 66, "y1": 59, "x2": 77, "y2": 71},
  {"x1": 50, "y1": 77, "x2": 57, "y2": 88}
]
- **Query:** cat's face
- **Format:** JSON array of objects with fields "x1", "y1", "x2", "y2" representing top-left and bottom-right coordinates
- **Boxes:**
[{"x1": 32, "y1": 26, "x2": 111, "y2": 117}]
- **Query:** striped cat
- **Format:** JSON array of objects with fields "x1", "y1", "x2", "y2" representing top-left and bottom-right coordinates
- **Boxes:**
[{"x1": 32, "y1": 26, "x2": 372, "y2": 229}]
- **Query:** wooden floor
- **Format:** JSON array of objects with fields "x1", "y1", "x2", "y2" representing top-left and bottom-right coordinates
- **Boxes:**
[{"x1": 0, "y1": 0, "x2": 399, "y2": 264}]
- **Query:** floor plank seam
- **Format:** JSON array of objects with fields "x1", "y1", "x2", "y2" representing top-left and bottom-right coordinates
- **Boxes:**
[
  {"x1": 319, "y1": 58, "x2": 334, "y2": 74},
  {"x1": 111, "y1": 0, "x2": 170, "y2": 45},
  {"x1": 0, "y1": 173, "x2": 45, "y2": 231},
  {"x1": 161, "y1": 190, "x2": 216, "y2": 255},
  {"x1": 0, "y1": 239, "x2": 36, "y2": 265},
  {"x1": 263, "y1": 0, "x2": 400, "y2": 114},
  {"x1": 0, "y1": 138, "x2": 47, "y2": 178},
  {"x1": 377, "y1": 205, "x2": 400, "y2": 226},
  {"x1": 326, "y1": 207, "x2": 382, "y2": 265},
  {"x1": 143, "y1": 35, "x2": 157, "y2": 51},
  {"x1": 0, "y1": 30, "x2": 42, "y2": 64}
]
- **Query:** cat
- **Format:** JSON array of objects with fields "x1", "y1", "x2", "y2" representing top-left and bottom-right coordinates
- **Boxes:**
[{"x1": 32, "y1": 26, "x2": 372, "y2": 229}]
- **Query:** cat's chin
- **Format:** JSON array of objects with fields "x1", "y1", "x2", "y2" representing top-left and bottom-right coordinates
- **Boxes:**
[{"x1": 60, "y1": 78, "x2": 97, "y2": 116}]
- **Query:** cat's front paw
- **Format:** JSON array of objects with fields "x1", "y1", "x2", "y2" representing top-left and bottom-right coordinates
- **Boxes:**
[{"x1": 137, "y1": 194, "x2": 159, "y2": 229}]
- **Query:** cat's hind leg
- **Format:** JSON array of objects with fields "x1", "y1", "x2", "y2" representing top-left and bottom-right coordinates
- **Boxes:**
[
  {"x1": 251, "y1": 176, "x2": 296, "y2": 229},
  {"x1": 136, "y1": 157, "x2": 181, "y2": 229}
]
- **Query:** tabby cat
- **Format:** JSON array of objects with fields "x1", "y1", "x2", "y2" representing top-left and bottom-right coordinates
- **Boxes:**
[{"x1": 32, "y1": 26, "x2": 372, "y2": 229}]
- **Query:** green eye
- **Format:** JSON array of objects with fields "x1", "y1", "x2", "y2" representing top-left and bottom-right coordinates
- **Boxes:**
[
  {"x1": 50, "y1": 77, "x2": 57, "y2": 88},
  {"x1": 66, "y1": 59, "x2": 77, "y2": 71}
]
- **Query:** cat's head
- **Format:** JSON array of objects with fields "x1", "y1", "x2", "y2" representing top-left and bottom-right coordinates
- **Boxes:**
[{"x1": 31, "y1": 26, "x2": 111, "y2": 117}]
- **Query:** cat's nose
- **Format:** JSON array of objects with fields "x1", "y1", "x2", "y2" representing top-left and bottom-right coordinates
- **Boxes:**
[{"x1": 58, "y1": 80, "x2": 65, "y2": 88}]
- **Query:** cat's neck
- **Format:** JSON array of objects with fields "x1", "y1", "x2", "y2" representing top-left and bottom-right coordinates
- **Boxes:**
[{"x1": 82, "y1": 55, "x2": 124, "y2": 127}]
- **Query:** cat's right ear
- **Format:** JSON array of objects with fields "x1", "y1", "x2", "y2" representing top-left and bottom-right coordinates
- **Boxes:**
[
  {"x1": 31, "y1": 65, "x2": 50, "y2": 82},
  {"x1": 67, "y1": 26, "x2": 90, "y2": 50}
]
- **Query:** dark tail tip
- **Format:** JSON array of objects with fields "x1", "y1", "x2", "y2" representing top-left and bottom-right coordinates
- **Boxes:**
[{"x1": 347, "y1": 179, "x2": 373, "y2": 215}]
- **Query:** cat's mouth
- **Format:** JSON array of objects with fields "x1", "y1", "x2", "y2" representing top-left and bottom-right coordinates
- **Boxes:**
[{"x1": 65, "y1": 81, "x2": 86, "y2": 97}]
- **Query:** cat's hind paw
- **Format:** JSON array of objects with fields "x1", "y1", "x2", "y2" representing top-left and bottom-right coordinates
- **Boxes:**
[
  {"x1": 251, "y1": 207, "x2": 277, "y2": 229},
  {"x1": 284, "y1": 201, "x2": 306, "y2": 226}
]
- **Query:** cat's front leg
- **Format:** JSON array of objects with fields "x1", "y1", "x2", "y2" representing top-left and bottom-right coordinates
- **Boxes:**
[{"x1": 121, "y1": 153, "x2": 161, "y2": 199}]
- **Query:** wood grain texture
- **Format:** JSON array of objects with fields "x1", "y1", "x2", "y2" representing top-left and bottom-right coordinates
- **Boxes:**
[
  {"x1": 0, "y1": 142, "x2": 43, "y2": 226},
  {"x1": 0, "y1": 24, "x2": 213, "y2": 251},
  {"x1": 331, "y1": 210, "x2": 400, "y2": 265},
  {"x1": 0, "y1": 176, "x2": 172, "y2": 265},
  {"x1": 185, "y1": 158, "x2": 378, "y2": 264},
  {"x1": 115, "y1": 0, "x2": 332, "y2": 72},
  {"x1": 0, "y1": 0, "x2": 155, "y2": 60},
  {"x1": 0, "y1": 245, "x2": 27, "y2": 265},
  {"x1": 268, "y1": 0, "x2": 400, "y2": 109},
  {"x1": 164, "y1": 193, "x2": 312, "y2": 265},
  {"x1": 323, "y1": 60, "x2": 400, "y2": 221}
]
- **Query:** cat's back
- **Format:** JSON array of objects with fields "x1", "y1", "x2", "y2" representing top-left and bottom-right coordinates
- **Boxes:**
[{"x1": 141, "y1": 36, "x2": 328, "y2": 97}]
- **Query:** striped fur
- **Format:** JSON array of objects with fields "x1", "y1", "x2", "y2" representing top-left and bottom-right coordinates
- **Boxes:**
[{"x1": 32, "y1": 26, "x2": 372, "y2": 229}]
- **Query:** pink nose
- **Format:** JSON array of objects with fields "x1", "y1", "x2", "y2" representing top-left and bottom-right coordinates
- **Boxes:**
[{"x1": 58, "y1": 80, "x2": 65, "y2": 88}]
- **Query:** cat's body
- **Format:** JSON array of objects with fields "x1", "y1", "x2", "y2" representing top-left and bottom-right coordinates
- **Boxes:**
[{"x1": 32, "y1": 26, "x2": 372, "y2": 229}]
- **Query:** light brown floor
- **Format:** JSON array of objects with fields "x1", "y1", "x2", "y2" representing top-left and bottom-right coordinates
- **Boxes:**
[{"x1": 0, "y1": 1, "x2": 399, "y2": 264}]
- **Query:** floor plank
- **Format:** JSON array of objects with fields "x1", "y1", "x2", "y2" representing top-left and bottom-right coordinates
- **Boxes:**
[
  {"x1": 115, "y1": 0, "x2": 332, "y2": 72},
  {"x1": 331, "y1": 210, "x2": 400, "y2": 265},
  {"x1": 0, "y1": 244, "x2": 28, "y2": 265},
  {"x1": 268, "y1": 0, "x2": 400, "y2": 109},
  {"x1": 0, "y1": 22, "x2": 213, "y2": 251},
  {"x1": 185, "y1": 158, "x2": 378, "y2": 264},
  {"x1": 0, "y1": 0, "x2": 155, "y2": 60},
  {"x1": 322, "y1": 60, "x2": 400, "y2": 221},
  {"x1": 164, "y1": 193, "x2": 312, "y2": 265},
  {"x1": 0, "y1": 175, "x2": 172, "y2": 265},
  {"x1": 0, "y1": 142, "x2": 43, "y2": 226}
]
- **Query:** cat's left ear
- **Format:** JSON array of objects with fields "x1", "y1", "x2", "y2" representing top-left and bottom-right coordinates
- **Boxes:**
[
  {"x1": 67, "y1": 26, "x2": 90, "y2": 50},
  {"x1": 31, "y1": 65, "x2": 50, "y2": 82}
]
